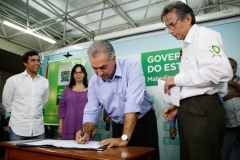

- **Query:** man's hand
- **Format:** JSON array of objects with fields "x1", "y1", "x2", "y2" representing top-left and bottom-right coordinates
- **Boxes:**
[
  {"x1": 76, "y1": 130, "x2": 90, "y2": 144},
  {"x1": 76, "y1": 122, "x2": 96, "y2": 143},
  {"x1": 104, "y1": 117, "x2": 111, "y2": 124},
  {"x1": 223, "y1": 92, "x2": 240, "y2": 101},
  {"x1": 99, "y1": 138, "x2": 128, "y2": 148},
  {"x1": 58, "y1": 125, "x2": 62, "y2": 137},
  {"x1": 91, "y1": 127, "x2": 97, "y2": 140},
  {"x1": 163, "y1": 105, "x2": 178, "y2": 121},
  {"x1": 228, "y1": 80, "x2": 234, "y2": 86},
  {"x1": 228, "y1": 79, "x2": 240, "y2": 92},
  {"x1": 169, "y1": 127, "x2": 177, "y2": 139},
  {"x1": 161, "y1": 77, "x2": 176, "y2": 95}
]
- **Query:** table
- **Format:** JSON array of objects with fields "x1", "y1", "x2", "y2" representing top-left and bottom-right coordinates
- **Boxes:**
[{"x1": 0, "y1": 141, "x2": 156, "y2": 160}]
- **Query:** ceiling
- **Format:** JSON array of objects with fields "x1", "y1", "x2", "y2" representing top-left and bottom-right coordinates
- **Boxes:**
[{"x1": 0, "y1": 0, "x2": 239, "y2": 53}]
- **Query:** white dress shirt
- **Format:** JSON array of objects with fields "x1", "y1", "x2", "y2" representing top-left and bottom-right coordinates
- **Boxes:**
[
  {"x1": 2, "y1": 70, "x2": 49, "y2": 136},
  {"x1": 174, "y1": 24, "x2": 233, "y2": 100}
]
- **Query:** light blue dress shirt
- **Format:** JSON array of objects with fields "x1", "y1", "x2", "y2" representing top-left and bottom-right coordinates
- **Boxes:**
[
  {"x1": 169, "y1": 117, "x2": 177, "y2": 127},
  {"x1": 83, "y1": 58, "x2": 153, "y2": 124}
]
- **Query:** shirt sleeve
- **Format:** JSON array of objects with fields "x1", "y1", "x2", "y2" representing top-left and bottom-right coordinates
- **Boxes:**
[
  {"x1": 2, "y1": 77, "x2": 16, "y2": 112},
  {"x1": 175, "y1": 31, "x2": 232, "y2": 87},
  {"x1": 43, "y1": 79, "x2": 49, "y2": 108},
  {"x1": 83, "y1": 79, "x2": 101, "y2": 125},
  {"x1": 124, "y1": 60, "x2": 146, "y2": 113},
  {"x1": 169, "y1": 116, "x2": 176, "y2": 127},
  {"x1": 58, "y1": 86, "x2": 68, "y2": 119}
]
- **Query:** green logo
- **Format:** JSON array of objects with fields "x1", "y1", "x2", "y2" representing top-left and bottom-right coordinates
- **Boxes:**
[
  {"x1": 212, "y1": 45, "x2": 220, "y2": 53},
  {"x1": 61, "y1": 70, "x2": 70, "y2": 82}
]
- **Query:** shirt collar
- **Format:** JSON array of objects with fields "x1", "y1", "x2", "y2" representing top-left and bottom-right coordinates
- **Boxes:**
[
  {"x1": 102, "y1": 59, "x2": 122, "y2": 82},
  {"x1": 114, "y1": 59, "x2": 122, "y2": 78},
  {"x1": 23, "y1": 70, "x2": 40, "y2": 78},
  {"x1": 184, "y1": 24, "x2": 199, "y2": 44}
]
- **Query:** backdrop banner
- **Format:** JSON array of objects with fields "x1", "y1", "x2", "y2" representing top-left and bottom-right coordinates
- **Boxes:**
[
  {"x1": 44, "y1": 57, "x2": 87, "y2": 125},
  {"x1": 141, "y1": 48, "x2": 181, "y2": 160}
]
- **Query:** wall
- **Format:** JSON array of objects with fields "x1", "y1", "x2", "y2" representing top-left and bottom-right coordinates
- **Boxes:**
[
  {"x1": 0, "y1": 71, "x2": 14, "y2": 102},
  {"x1": 0, "y1": 48, "x2": 25, "y2": 74},
  {"x1": 0, "y1": 48, "x2": 25, "y2": 102}
]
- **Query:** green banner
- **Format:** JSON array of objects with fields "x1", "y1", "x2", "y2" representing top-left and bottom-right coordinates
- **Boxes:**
[
  {"x1": 141, "y1": 48, "x2": 181, "y2": 86},
  {"x1": 44, "y1": 57, "x2": 87, "y2": 124}
]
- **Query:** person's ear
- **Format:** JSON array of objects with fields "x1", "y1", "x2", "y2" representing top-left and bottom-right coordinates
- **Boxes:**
[
  {"x1": 112, "y1": 56, "x2": 116, "y2": 64},
  {"x1": 23, "y1": 62, "x2": 27, "y2": 67},
  {"x1": 185, "y1": 14, "x2": 192, "y2": 25}
]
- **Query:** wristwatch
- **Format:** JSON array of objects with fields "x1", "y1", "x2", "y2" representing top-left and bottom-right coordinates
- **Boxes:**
[{"x1": 121, "y1": 134, "x2": 129, "y2": 142}]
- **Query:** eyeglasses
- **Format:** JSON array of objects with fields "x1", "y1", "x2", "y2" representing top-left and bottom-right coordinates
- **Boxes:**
[
  {"x1": 74, "y1": 71, "x2": 84, "y2": 75},
  {"x1": 165, "y1": 18, "x2": 179, "y2": 32}
]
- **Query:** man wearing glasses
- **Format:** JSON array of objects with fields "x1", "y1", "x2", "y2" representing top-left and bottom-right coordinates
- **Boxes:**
[{"x1": 161, "y1": 1, "x2": 232, "y2": 160}]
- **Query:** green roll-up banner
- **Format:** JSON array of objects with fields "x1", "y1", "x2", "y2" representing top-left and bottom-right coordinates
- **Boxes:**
[{"x1": 44, "y1": 57, "x2": 87, "y2": 125}]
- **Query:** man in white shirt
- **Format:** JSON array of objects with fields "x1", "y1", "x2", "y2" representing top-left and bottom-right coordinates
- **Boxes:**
[
  {"x1": 161, "y1": 1, "x2": 233, "y2": 160},
  {"x1": 2, "y1": 51, "x2": 49, "y2": 141}
]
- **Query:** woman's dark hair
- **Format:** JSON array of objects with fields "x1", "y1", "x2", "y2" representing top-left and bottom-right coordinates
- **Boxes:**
[
  {"x1": 228, "y1": 58, "x2": 238, "y2": 68},
  {"x1": 69, "y1": 64, "x2": 88, "y2": 88},
  {"x1": 161, "y1": 1, "x2": 196, "y2": 25},
  {"x1": 22, "y1": 51, "x2": 39, "y2": 63}
]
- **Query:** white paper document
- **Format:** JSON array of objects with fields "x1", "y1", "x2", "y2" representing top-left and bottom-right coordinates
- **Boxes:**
[
  {"x1": 158, "y1": 79, "x2": 180, "y2": 106},
  {"x1": 18, "y1": 140, "x2": 106, "y2": 151}
]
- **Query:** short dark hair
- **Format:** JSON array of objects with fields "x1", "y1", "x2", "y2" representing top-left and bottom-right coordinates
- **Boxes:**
[
  {"x1": 22, "y1": 51, "x2": 39, "y2": 63},
  {"x1": 161, "y1": 1, "x2": 196, "y2": 25},
  {"x1": 228, "y1": 58, "x2": 238, "y2": 68},
  {"x1": 69, "y1": 64, "x2": 88, "y2": 88}
]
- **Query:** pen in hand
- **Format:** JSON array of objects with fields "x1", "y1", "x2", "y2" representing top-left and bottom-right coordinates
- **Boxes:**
[
  {"x1": 81, "y1": 126, "x2": 86, "y2": 142},
  {"x1": 81, "y1": 126, "x2": 84, "y2": 136}
]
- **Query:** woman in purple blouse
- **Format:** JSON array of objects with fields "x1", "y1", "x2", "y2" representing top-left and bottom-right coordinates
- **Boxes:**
[{"x1": 58, "y1": 64, "x2": 95, "y2": 140}]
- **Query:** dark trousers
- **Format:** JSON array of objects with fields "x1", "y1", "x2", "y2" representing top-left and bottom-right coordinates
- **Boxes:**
[
  {"x1": 178, "y1": 94, "x2": 225, "y2": 160},
  {"x1": 112, "y1": 108, "x2": 160, "y2": 160},
  {"x1": 221, "y1": 127, "x2": 240, "y2": 160}
]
